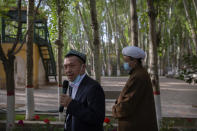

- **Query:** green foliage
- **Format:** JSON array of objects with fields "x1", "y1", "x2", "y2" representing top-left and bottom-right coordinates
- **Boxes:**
[
  {"x1": 0, "y1": 0, "x2": 16, "y2": 8},
  {"x1": 0, "y1": 113, "x2": 57, "y2": 121},
  {"x1": 0, "y1": 0, "x2": 16, "y2": 19},
  {"x1": 160, "y1": 118, "x2": 175, "y2": 131},
  {"x1": 1, "y1": 0, "x2": 196, "y2": 76}
]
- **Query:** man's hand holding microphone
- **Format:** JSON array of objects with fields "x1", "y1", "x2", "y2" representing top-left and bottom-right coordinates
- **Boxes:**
[
  {"x1": 60, "y1": 94, "x2": 72, "y2": 107},
  {"x1": 59, "y1": 80, "x2": 72, "y2": 112}
]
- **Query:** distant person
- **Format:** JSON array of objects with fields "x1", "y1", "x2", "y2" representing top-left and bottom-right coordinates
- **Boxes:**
[
  {"x1": 60, "y1": 49, "x2": 105, "y2": 131},
  {"x1": 112, "y1": 46, "x2": 158, "y2": 131}
]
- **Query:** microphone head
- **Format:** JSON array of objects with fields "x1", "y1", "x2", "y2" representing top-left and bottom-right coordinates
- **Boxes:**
[
  {"x1": 63, "y1": 80, "x2": 69, "y2": 94},
  {"x1": 63, "y1": 80, "x2": 69, "y2": 88}
]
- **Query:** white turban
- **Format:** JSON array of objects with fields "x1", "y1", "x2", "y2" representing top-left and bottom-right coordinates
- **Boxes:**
[{"x1": 122, "y1": 46, "x2": 146, "y2": 59}]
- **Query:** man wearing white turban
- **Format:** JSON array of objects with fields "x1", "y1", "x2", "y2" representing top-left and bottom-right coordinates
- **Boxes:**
[{"x1": 112, "y1": 46, "x2": 158, "y2": 131}]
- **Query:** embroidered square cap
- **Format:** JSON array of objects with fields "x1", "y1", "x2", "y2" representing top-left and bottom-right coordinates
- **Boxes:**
[{"x1": 65, "y1": 49, "x2": 86, "y2": 63}]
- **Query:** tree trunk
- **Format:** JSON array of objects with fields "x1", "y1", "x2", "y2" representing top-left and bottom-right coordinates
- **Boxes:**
[
  {"x1": 26, "y1": 0, "x2": 35, "y2": 120},
  {"x1": 179, "y1": 31, "x2": 186, "y2": 68},
  {"x1": 183, "y1": 0, "x2": 197, "y2": 54},
  {"x1": 77, "y1": 5, "x2": 93, "y2": 51},
  {"x1": 193, "y1": 0, "x2": 197, "y2": 17},
  {"x1": 130, "y1": 0, "x2": 138, "y2": 46},
  {"x1": 107, "y1": 19, "x2": 112, "y2": 76},
  {"x1": 77, "y1": 5, "x2": 100, "y2": 78},
  {"x1": 107, "y1": 42, "x2": 112, "y2": 76},
  {"x1": 90, "y1": 0, "x2": 101, "y2": 82},
  {"x1": 4, "y1": 57, "x2": 15, "y2": 131},
  {"x1": 5, "y1": 0, "x2": 22, "y2": 129},
  {"x1": 114, "y1": 0, "x2": 120, "y2": 76},
  {"x1": 162, "y1": 50, "x2": 168, "y2": 76},
  {"x1": 105, "y1": 1, "x2": 113, "y2": 76},
  {"x1": 117, "y1": 24, "x2": 128, "y2": 47},
  {"x1": 147, "y1": 0, "x2": 161, "y2": 129},
  {"x1": 101, "y1": 34, "x2": 107, "y2": 76},
  {"x1": 0, "y1": 0, "x2": 24, "y2": 130},
  {"x1": 0, "y1": 46, "x2": 15, "y2": 131},
  {"x1": 56, "y1": 0, "x2": 64, "y2": 121}
]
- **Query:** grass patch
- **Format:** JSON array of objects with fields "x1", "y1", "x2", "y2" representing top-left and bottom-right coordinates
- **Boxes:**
[{"x1": 0, "y1": 113, "x2": 57, "y2": 121}]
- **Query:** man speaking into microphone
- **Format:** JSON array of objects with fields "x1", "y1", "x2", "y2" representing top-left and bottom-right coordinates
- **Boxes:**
[{"x1": 60, "y1": 50, "x2": 105, "y2": 131}]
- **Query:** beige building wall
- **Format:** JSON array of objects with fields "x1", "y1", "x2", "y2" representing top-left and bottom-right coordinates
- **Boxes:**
[{"x1": 0, "y1": 43, "x2": 46, "y2": 88}]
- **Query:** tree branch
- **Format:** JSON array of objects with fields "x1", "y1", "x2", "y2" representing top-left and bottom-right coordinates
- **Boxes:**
[
  {"x1": 76, "y1": 4, "x2": 93, "y2": 50},
  {"x1": 0, "y1": 36, "x2": 7, "y2": 62},
  {"x1": 13, "y1": 0, "x2": 42, "y2": 55},
  {"x1": 9, "y1": 0, "x2": 22, "y2": 55}
]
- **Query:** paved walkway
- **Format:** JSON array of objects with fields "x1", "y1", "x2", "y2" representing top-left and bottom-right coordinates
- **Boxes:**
[{"x1": 0, "y1": 76, "x2": 197, "y2": 118}]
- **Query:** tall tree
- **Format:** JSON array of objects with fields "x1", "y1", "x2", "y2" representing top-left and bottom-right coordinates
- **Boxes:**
[
  {"x1": 25, "y1": 0, "x2": 35, "y2": 120},
  {"x1": 76, "y1": 4, "x2": 93, "y2": 51},
  {"x1": 105, "y1": 0, "x2": 113, "y2": 76},
  {"x1": 114, "y1": 0, "x2": 121, "y2": 76},
  {"x1": 130, "y1": 0, "x2": 138, "y2": 46},
  {"x1": 147, "y1": 0, "x2": 161, "y2": 129},
  {"x1": 183, "y1": 0, "x2": 197, "y2": 54},
  {"x1": 0, "y1": 0, "x2": 41, "y2": 128},
  {"x1": 193, "y1": 0, "x2": 197, "y2": 17},
  {"x1": 44, "y1": 0, "x2": 196, "y2": 79},
  {"x1": 0, "y1": 1, "x2": 22, "y2": 130},
  {"x1": 55, "y1": 0, "x2": 64, "y2": 121},
  {"x1": 89, "y1": 0, "x2": 101, "y2": 82}
]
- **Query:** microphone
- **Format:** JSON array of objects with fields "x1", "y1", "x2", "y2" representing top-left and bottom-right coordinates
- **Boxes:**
[{"x1": 59, "y1": 80, "x2": 69, "y2": 112}]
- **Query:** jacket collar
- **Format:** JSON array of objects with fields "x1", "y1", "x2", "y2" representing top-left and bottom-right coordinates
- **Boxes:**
[
  {"x1": 74, "y1": 74, "x2": 88, "y2": 100},
  {"x1": 129, "y1": 64, "x2": 143, "y2": 75}
]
